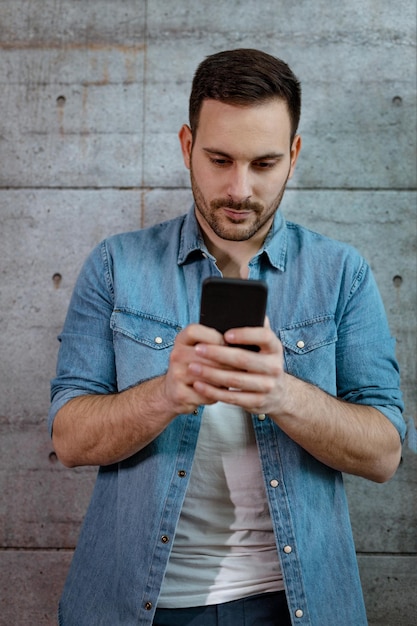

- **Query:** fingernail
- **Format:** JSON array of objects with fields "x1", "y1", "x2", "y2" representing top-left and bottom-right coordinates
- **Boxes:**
[{"x1": 189, "y1": 362, "x2": 202, "y2": 374}]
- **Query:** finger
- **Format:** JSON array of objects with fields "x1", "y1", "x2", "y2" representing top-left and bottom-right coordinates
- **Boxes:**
[
  {"x1": 192, "y1": 379, "x2": 266, "y2": 411},
  {"x1": 189, "y1": 360, "x2": 274, "y2": 393},
  {"x1": 178, "y1": 323, "x2": 226, "y2": 347},
  {"x1": 224, "y1": 327, "x2": 280, "y2": 353},
  {"x1": 194, "y1": 343, "x2": 279, "y2": 376}
]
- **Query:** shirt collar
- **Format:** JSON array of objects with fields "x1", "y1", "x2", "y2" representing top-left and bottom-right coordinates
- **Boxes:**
[{"x1": 178, "y1": 205, "x2": 287, "y2": 271}]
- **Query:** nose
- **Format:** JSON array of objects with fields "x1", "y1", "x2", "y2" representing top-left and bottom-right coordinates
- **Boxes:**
[{"x1": 226, "y1": 165, "x2": 252, "y2": 203}]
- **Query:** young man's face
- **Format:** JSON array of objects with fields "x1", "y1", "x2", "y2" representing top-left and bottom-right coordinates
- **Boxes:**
[{"x1": 179, "y1": 98, "x2": 301, "y2": 244}]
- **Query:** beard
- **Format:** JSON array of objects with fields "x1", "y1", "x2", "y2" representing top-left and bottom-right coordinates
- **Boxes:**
[{"x1": 190, "y1": 166, "x2": 288, "y2": 242}]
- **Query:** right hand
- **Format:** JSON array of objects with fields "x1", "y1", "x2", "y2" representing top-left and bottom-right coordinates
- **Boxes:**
[{"x1": 160, "y1": 323, "x2": 227, "y2": 415}]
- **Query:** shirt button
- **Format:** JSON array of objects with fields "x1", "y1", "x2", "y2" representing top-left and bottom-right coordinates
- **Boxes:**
[
  {"x1": 257, "y1": 413, "x2": 266, "y2": 421},
  {"x1": 270, "y1": 479, "x2": 279, "y2": 488},
  {"x1": 283, "y1": 545, "x2": 292, "y2": 554},
  {"x1": 155, "y1": 336, "x2": 163, "y2": 344},
  {"x1": 296, "y1": 340, "x2": 305, "y2": 349},
  {"x1": 178, "y1": 470, "x2": 187, "y2": 477},
  {"x1": 295, "y1": 609, "x2": 304, "y2": 618},
  {"x1": 145, "y1": 601, "x2": 152, "y2": 610},
  {"x1": 161, "y1": 535, "x2": 170, "y2": 544}
]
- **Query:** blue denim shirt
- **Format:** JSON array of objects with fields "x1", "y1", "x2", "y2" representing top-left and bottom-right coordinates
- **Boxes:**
[{"x1": 49, "y1": 207, "x2": 405, "y2": 626}]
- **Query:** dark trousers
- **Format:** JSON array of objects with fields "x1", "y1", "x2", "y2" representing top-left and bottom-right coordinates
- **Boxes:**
[{"x1": 153, "y1": 591, "x2": 292, "y2": 626}]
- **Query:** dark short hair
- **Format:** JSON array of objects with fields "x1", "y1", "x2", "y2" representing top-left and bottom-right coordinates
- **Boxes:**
[{"x1": 189, "y1": 48, "x2": 301, "y2": 140}]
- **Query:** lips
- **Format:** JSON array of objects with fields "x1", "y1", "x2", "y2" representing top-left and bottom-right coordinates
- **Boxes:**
[{"x1": 222, "y1": 208, "x2": 252, "y2": 220}]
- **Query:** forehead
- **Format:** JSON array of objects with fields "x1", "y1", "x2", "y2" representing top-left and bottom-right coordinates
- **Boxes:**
[{"x1": 194, "y1": 98, "x2": 293, "y2": 154}]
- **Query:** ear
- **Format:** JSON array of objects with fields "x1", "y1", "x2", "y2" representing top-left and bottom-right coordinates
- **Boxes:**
[
  {"x1": 178, "y1": 124, "x2": 193, "y2": 170},
  {"x1": 288, "y1": 134, "x2": 302, "y2": 180}
]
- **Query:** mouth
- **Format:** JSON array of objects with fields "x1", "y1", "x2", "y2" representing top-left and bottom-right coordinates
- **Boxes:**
[{"x1": 221, "y1": 207, "x2": 252, "y2": 221}]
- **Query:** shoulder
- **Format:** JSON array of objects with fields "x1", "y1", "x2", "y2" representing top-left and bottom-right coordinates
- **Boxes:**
[
  {"x1": 105, "y1": 213, "x2": 187, "y2": 251},
  {"x1": 77, "y1": 214, "x2": 188, "y2": 285},
  {"x1": 91, "y1": 214, "x2": 188, "y2": 270},
  {"x1": 283, "y1": 220, "x2": 372, "y2": 302},
  {"x1": 285, "y1": 220, "x2": 364, "y2": 265}
]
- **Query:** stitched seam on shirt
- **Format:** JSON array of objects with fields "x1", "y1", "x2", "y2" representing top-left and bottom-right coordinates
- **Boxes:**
[
  {"x1": 347, "y1": 257, "x2": 367, "y2": 301},
  {"x1": 101, "y1": 239, "x2": 115, "y2": 300},
  {"x1": 279, "y1": 314, "x2": 335, "y2": 331},
  {"x1": 112, "y1": 308, "x2": 182, "y2": 329}
]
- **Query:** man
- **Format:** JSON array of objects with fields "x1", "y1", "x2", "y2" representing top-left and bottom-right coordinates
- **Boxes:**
[{"x1": 49, "y1": 49, "x2": 405, "y2": 626}]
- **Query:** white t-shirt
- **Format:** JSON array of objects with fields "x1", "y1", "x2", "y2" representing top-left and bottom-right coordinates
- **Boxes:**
[{"x1": 157, "y1": 402, "x2": 284, "y2": 608}]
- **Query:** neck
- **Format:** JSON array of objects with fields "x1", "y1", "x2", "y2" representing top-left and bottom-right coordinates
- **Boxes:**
[
  {"x1": 200, "y1": 229, "x2": 266, "y2": 279},
  {"x1": 209, "y1": 244, "x2": 250, "y2": 278},
  {"x1": 195, "y1": 208, "x2": 273, "y2": 278}
]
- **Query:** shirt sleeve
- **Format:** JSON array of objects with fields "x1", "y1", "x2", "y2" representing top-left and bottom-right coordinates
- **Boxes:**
[
  {"x1": 335, "y1": 258, "x2": 406, "y2": 442},
  {"x1": 48, "y1": 240, "x2": 116, "y2": 436}
]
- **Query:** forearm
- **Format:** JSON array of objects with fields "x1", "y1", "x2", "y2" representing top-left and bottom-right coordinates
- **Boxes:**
[
  {"x1": 52, "y1": 325, "x2": 226, "y2": 468},
  {"x1": 52, "y1": 375, "x2": 176, "y2": 468},
  {"x1": 271, "y1": 373, "x2": 402, "y2": 483},
  {"x1": 190, "y1": 329, "x2": 402, "y2": 483}
]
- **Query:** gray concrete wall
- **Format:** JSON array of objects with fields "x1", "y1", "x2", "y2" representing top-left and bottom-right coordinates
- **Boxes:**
[{"x1": 0, "y1": 1, "x2": 415, "y2": 623}]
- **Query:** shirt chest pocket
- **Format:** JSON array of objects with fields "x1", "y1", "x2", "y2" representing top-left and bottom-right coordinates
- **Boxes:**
[
  {"x1": 279, "y1": 316, "x2": 338, "y2": 394},
  {"x1": 110, "y1": 309, "x2": 182, "y2": 390}
]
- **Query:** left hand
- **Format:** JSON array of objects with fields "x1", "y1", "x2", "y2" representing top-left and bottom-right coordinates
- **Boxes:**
[
  {"x1": 189, "y1": 323, "x2": 403, "y2": 483},
  {"x1": 188, "y1": 325, "x2": 288, "y2": 415}
]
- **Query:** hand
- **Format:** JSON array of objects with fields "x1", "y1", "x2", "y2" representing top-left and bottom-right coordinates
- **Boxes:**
[
  {"x1": 160, "y1": 323, "x2": 227, "y2": 415},
  {"x1": 187, "y1": 325, "x2": 288, "y2": 415},
  {"x1": 177, "y1": 325, "x2": 402, "y2": 484}
]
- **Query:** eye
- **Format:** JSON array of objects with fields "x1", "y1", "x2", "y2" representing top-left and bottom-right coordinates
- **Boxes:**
[
  {"x1": 209, "y1": 157, "x2": 232, "y2": 167},
  {"x1": 252, "y1": 160, "x2": 277, "y2": 170}
]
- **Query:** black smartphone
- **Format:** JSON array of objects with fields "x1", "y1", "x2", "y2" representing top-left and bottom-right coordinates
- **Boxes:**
[{"x1": 199, "y1": 277, "x2": 268, "y2": 351}]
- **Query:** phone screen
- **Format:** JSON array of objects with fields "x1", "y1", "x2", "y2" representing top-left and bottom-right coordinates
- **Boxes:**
[{"x1": 199, "y1": 277, "x2": 268, "y2": 350}]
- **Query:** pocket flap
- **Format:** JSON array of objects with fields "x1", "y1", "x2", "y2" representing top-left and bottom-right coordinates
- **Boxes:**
[
  {"x1": 280, "y1": 316, "x2": 337, "y2": 354},
  {"x1": 110, "y1": 309, "x2": 181, "y2": 349}
]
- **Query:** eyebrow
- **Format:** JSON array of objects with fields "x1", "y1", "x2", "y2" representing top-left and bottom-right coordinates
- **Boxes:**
[{"x1": 202, "y1": 147, "x2": 285, "y2": 160}]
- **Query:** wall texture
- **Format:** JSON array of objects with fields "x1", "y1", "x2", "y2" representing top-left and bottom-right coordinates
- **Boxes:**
[{"x1": 0, "y1": 1, "x2": 416, "y2": 624}]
